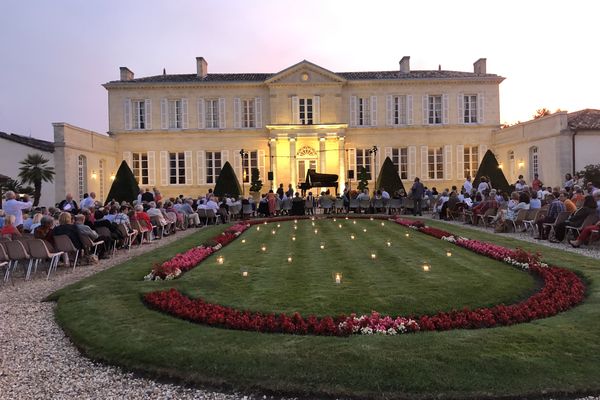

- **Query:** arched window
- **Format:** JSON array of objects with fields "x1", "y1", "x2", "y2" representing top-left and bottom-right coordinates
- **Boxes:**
[
  {"x1": 98, "y1": 159, "x2": 105, "y2": 202},
  {"x1": 507, "y1": 150, "x2": 515, "y2": 181},
  {"x1": 78, "y1": 155, "x2": 87, "y2": 201},
  {"x1": 529, "y1": 146, "x2": 539, "y2": 181}
]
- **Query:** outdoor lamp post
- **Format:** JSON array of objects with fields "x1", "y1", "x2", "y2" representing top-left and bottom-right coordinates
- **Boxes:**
[
  {"x1": 240, "y1": 149, "x2": 248, "y2": 196},
  {"x1": 369, "y1": 145, "x2": 378, "y2": 186}
]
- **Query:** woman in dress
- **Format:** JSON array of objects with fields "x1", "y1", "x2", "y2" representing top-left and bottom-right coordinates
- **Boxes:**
[{"x1": 266, "y1": 190, "x2": 277, "y2": 217}]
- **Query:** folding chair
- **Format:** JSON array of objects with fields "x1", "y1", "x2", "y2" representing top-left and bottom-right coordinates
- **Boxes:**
[
  {"x1": 522, "y1": 209, "x2": 540, "y2": 235},
  {"x1": 95, "y1": 226, "x2": 117, "y2": 256},
  {"x1": 566, "y1": 215, "x2": 600, "y2": 241},
  {"x1": 4, "y1": 240, "x2": 33, "y2": 281},
  {"x1": 53, "y1": 235, "x2": 81, "y2": 271},
  {"x1": 116, "y1": 223, "x2": 137, "y2": 251},
  {"x1": 543, "y1": 211, "x2": 571, "y2": 240},
  {"x1": 508, "y1": 209, "x2": 529, "y2": 232},
  {"x1": 27, "y1": 239, "x2": 64, "y2": 280},
  {"x1": 242, "y1": 204, "x2": 254, "y2": 219},
  {"x1": 388, "y1": 198, "x2": 402, "y2": 215},
  {"x1": 79, "y1": 234, "x2": 105, "y2": 256}
]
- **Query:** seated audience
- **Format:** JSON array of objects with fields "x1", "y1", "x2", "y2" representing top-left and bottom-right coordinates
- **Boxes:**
[{"x1": 551, "y1": 195, "x2": 598, "y2": 243}]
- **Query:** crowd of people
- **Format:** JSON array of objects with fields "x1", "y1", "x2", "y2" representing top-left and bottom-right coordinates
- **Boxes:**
[{"x1": 1, "y1": 170, "x2": 599, "y2": 274}]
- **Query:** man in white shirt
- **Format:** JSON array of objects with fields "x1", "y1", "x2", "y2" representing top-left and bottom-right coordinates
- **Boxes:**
[
  {"x1": 463, "y1": 176, "x2": 473, "y2": 194},
  {"x1": 2, "y1": 191, "x2": 32, "y2": 230},
  {"x1": 206, "y1": 198, "x2": 220, "y2": 212},
  {"x1": 81, "y1": 192, "x2": 96, "y2": 210},
  {"x1": 356, "y1": 189, "x2": 370, "y2": 201},
  {"x1": 381, "y1": 189, "x2": 390, "y2": 200}
]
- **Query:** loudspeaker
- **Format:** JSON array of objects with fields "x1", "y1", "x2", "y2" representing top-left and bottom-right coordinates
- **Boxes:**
[
  {"x1": 347, "y1": 170, "x2": 355, "y2": 179},
  {"x1": 268, "y1": 171, "x2": 274, "y2": 181}
]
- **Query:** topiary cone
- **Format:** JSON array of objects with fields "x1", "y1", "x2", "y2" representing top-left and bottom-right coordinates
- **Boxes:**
[{"x1": 105, "y1": 160, "x2": 140, "y2": 205}]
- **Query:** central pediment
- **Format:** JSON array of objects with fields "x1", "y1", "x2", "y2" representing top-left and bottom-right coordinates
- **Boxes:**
[{"x1": 265, "y1": 60, "x2": 346, "y2": 85}]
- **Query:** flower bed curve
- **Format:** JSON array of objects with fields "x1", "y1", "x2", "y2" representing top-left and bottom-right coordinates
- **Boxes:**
[{"x1": 143, "y1": 217, "x2": 586, "y2": 336}]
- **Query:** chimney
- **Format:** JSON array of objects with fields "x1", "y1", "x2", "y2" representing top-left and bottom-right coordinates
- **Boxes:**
[
  {"x1": 473, "y1": 58, "x2": 487, "y2": 74},
  {"x1": 120, "y1": 67, "x2": 134, "y2": 81},
  {"x1": 196, "y1": 57, "x2": 208, "y2": 78},
  {"x1": 399, "y1": 56, "x2": 410, "y2": 73}
]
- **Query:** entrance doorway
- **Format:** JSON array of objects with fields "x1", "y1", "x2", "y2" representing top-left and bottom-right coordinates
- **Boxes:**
[{"x1": 297, "y1": 158, "x2": 317, "y2": 182}]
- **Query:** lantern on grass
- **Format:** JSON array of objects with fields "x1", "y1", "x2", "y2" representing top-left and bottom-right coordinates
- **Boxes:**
[
  {"x1": 292, "y1": 236, "x2": 296, "y2": 241},
  {"x1": 405, "y1": 233, "x2": 410, "y2": 238},
  {"x1": 287, "y1": 255, "x2": 293, "y2": 263},
  {"x1": 350, "y1": 234, "x2": 355, "y2": 240},
  {"x1": 353, "y1": 220, "x2": 356, "y2": 225},
  {"x1": 241, "y1": 267, "x2": 249, "y2": 277},
  {"x1": 338, "y1": 224, "x2": 342, "y2": 228},
  {"x1": 381, "y1": 222, "x2": 385, "y2": 227},
  {"x1": 320, "y1": 242, "x2": 325, "y2": 250},
  {"x1": 294, "y1": 219, "x2": 298, "y2": 224},
  {"x1": 333, "y1": 218, "x2": 337, "y2": 222},
  {"x1": 334, "y1": 272, "x2": 343, "y2": 284},
  {"x1": 294, "y1": 225, "x2": 298, "y2": 230},
  {"x1": 263, "y1": 221, "x2": 267, "y2": 225},
  {"x1": 241, "y1": 239, "x2": 246, "y2": 244},
  {"x1": 370, "y1": 251, "x2": 377, "y2": 260},
  {"x1": 345, "y1": 216, "x2": 349, "y2": 220},
  {"x1": 370, "y1": 217, "x2": 374, "y2": 221},
  {"x1": 271, "y1": 229, "x2": 276, "y2": 235},
  {"x1": 363, "y1": 228, "x2": 367, "y2": 233},
  {"x1": 386, "y1": 240, "x2": 392, "y2": 247},
  {"x1": 314, "y1": 229, "x2": 318, "y2": 234},
  {"x1": 260, "y1": 244, "x2": 267, "y2": 252},
  {"x1": 256, "y1": 226, "x2": 260, "y2": 231},
  {"x1": 277, "y1": 223, "x2": 281, "y2": 228},
  {"x1": 312, "y1": 221, "x2": 315, "y2": 227},
  {"x1": 422, "y1": 262, "x2": 431, "y2": 272},
  {"x1": 216, "y1": 255, "x2": 224, "y2": 265},
  {"x1": 446, "y1": 249, "x2": 452, "y2": 257}
]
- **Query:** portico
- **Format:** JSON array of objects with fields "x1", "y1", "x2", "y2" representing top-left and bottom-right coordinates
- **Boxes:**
[{"x1": 266, "y1": 124, "x2": 347, "y2": 193}]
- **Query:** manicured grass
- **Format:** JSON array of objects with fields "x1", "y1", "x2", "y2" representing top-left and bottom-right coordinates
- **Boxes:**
[
  {"x1": 179, "y1": 220, "x2": 538, "y2": 316},
  {"x1": 50, "y1": 218, "x2": 600, "y2": 399}
]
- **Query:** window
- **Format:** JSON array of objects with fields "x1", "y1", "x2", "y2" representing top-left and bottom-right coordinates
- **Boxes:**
[
  {"x1": 169, "y1": 152, "x2": 186, "y2": 185},
  {"x1": 132, "y1": 153, "x2": 149, "y2": 185},
  {"x1": 77, "y1": 155, "x2": 87, "y2": 201},
  {"x1": 530, "y1": 146, "x2": 539, "y2": 180},
  {"x1": 358, "y1": 97, "x2": 371, "y2": 126},
  {"x1": 463, "y1": 146, "x2": 479, "y2": 178},
  {"x1": 392, "y1": 96, "x2": 407, "y2": 125},
  {"x1": 356, "y1": 148, "x2": 372, "y2": 180},
  {"x1": 428, "y1": 95, "x2": 442, "y2": 124},
  {"x1": 133, "y1": 100, "x2": 146, "y2": 129},
  {"x1": 242, "y1": 150, "x2": 258, "y2": 183},
  {"x1": 299, "y1": 98, "x2": 313, "y2": 125},
  {"x1": 391, "y1": 148, "x2": 408, "y2": 179},
  {"x1": 168, "y1": 100, "x2": 182, "y2": 129},
  {"x1": 205, "y1": 99, "x2": 219, "y2": 129},
  {"x1": 206, "y1": 151, "x2": 222, "y2": 184},
  {"x1": 428, "y1": 147, "x2": 444, "y2": 180},
  {"x1": 242, "y1": 99, "x2": 255, "y2": 128},
  {"x1": 98, "y1": 159, "x2": 105, "y2": 201},
  {"x1": 463, "y1": 95, "x2": 478, "y2": 124}
]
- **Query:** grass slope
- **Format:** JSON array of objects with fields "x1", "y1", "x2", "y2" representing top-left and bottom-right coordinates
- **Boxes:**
[{"x1": 50, "y1": 219, "x2": 600, "y2": 399}]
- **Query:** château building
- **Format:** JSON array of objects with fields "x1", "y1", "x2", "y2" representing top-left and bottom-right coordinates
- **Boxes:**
[{"x1": 43, "y1": 56, "x2": 599, "y2": 204}]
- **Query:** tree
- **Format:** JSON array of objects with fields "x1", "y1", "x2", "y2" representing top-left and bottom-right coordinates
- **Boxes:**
[
  {"x1": 376, "y1": 157, "x2": 405, "y2": 194},
  {"x1": 213, "y1": 161, "x2": 241, "y2": 197},
  {"x1": 577, "y1": 164, "x2": 600, "y2": 188},
  {"x1": 357, "y1": 166, "x2": 369, "y2": 191},
  {"x1": 249, "y1": 167, "x2": 263, "y2": 193},
  {"x1": 105, "y1": 161, "x2": 140, "y2": 204},
  {"x1": 533, "y1": 108, "x2": 551, "y2": 119},
  {"x1": 473, "y1": 150, "x2": 511, "y2": 194},
  {"x1": 18, "y1": 153, "x2": 55, "y2": 206}
]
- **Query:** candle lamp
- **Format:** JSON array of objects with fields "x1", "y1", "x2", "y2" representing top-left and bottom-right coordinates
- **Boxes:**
[
  {"x1": 287, "y1": 256, "x2": 293, "y2": 263},
  {"x1": 381, "y1": 222, "x2": 385, "y2": 227},
  {"x1": 386, "y1": 240, "x2": 392, "y2": 247},
  {"x1": 370, "y1": 217, "x2": 374, "y2": 221},
  {"x1": 292, "y1": 236, "x2": 296, "y2": 241},
  {"x1": 363, "y1": 228, "x2": 367, "y2": 233},
  {"x1": 345, "y1": 216, "x2": 349, "y2": 220},
  {"x1": 333, "y1": 218, "x2": 337, "y2": 222},
  {"x1": 294, "y1": 219, "x2": 298, "y2": 224},
  {"x1": 446, "y1": 250, "x2": 452, "y2": 257},
  {"x1": 242, "y1": 269, "x2": 249, "y2": 277},
  {"x1": 320, "y1": 243, "x2": 325, "y2": 250},
  {"x1": 216, "y1": 255, "x2": 224, "y2": 265},
  {"x1": 263, "y1": 221, "x2": 267, "y2": 225},
  {"x1": 370, "y1": 252, "x2": 377, "y2": 260},
  {"x1": 312, "y1": 221, "x2": 315, "y2": 226},
  {"x1": 256, "y1": 226, "x2": 260, "y2": 231},
  {"x1": 353, "y1": 220, "x2": 356, "y2": 225},
  {"x1": 338, "y1": 224, "x2": 342, "y2": 228},
  {"x1": 294, "y1": 225, "x2": 298, "y2": 230},
  {"x1": 334, "y1": 272, "x2": 342, "y2": 284},
  {"x1": 260, "y1": 244, "x2": 267, "y2": 252},
  {"x1": 277, "y1": 223, "x2": 281, "y2": 228},
  {"x1": 314, "y1": 229, "x2": 319, "y2": 234},
  {"x1": 271, "y1": 229, "x2": 276, "y2": 235},
  {"x1": 241, "y1": 239, "x2": 246, "y2": 244},
  {"x1": 311, "y1": 217, "x2": 315, "y2": 221},
  {"x1": 405, "y1": 233, "x2": 410, "y2": 238},
  {"x1": 350, "y1": 234, "x2": 355, "y2": 240},
  {"x1": 422, "y1": 263, "x2": 431, "y2": 272}
]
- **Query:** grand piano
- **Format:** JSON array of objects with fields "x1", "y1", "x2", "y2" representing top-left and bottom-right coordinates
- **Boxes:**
[{"x1": 298, "y1": 169, "x2": 339, "y2": 196}]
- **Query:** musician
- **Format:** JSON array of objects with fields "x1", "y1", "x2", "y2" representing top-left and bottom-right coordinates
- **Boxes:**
[{"x1": 276, "y1": 184, "x2": 285, "y2": 200}]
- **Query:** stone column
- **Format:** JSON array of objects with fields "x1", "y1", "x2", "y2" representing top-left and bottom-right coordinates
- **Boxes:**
[
  {"x1": 319, "y1": 136, "x2": 326, "y2": 172},
  {"x1": 289, "y1": 137, "x2": 296, "y2": 191},
  {"x1": 338, "y1": 135, "x2": 345, "y2": 193},
  {"x1": 269, "y1": 138, "x2": 277, "y2": 191}
]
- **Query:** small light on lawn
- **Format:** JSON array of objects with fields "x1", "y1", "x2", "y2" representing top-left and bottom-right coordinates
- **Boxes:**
[
  {"x1": 353, "y1": 220, "x2": 356, "y2": 225},
  {"x1": 334, "y1": 272, "x2": 342, "y2": 284},
  {"x1": 256, "y1": 226, "x2": 260, "y2": 231},
  {"x1": 422, "y1": 263, "x2": 431, "y2": 272},
  {"x1": 261, "y1": 244, "x2": 267, "y2": 252},
  {"x1": 386, "y1": 240, "x2": 392, "y2": 247},
  {"x1": 333, "y1": 218, "x2": 337, "y2": 222},
  {"x1": 294, "y1": 219, "x2": 298, "y2": 224},
  {"x1": 345, "y1": 216, "x2": 349, "y2": 220},
  {"x1": 363, "y1": 228, "x2": 367, "y2": 233},
  {"x1": 381, "y1": 222, "x2": 385, "y2": 227},
  {"x1": 311, "y1": 217, "x2": 315, "y2": 221},
  {"x1": 216, "y1": 255, "x2": 224, "y2": 265},
  {"x1": 242, "y1": 270, "x2": 249, "y2": 277},
  {"x1": 320, "y1": 243, "x2": 325, "y2": 250},
  {"x1": 350, "y1": 234, "x2": 355, "y2": 240},
  {"x1": 292, "y1": 236, "x2": 296, "y2": 241},
  {"x1": 312, "y1": 221, "x2": 315, "y2": 226},
  {"x1": 446, "y1": 250, "x2": 452, "y2": 257},
  {"x1": 263, "y1": 221, "x2": 267, "y2": 225},
  {"x1": 294, "y1": 225, "x2": 298, "y2": 230},
  {"x1": 271, "y1": 229, "x2": 276, "y2": 235},
  {"x1": 241, "y1": 239, "x2": 246, "y2": 244},
  {"x1": 277, "y1": 223, "x2": 281, "y2": 228},
  {"x1": 371, "y1": 252, "x2": 377, "y2": 260},
  {"x1": 405, "y1": 233, "x2": 410, "y2": 238},
  {"x1": 370, "y1": 217, "x2": 374, "y2": 221},
  {"x1": 338, "y1": 224, "x2": 342, "y2": 228},
  {"x1": 314, "y1": 229, "x2": 318, "y2": 234},
  {"x1": 287, "y1": 256, "x2": 293, "y2": 263}
]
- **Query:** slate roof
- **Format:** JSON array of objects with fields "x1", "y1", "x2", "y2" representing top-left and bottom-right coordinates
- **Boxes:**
[
  {"x1": 567, "y1": 109, "x2": 600, "y2": 130},
  {"x1": 107, "y1": 70, "x2": 500, "y2": 84},
  {"x1": 0, "y1": 131, "x2": 54, "y2": 152}
]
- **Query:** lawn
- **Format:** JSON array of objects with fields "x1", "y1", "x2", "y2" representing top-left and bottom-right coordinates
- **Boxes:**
[{"x1": 49, "y1": 218, "x2": 600, "y2": 399}]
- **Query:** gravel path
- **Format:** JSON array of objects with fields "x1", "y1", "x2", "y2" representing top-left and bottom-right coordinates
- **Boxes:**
[{"x1": 0, "y1": 218, "x2": 597, "y2": 400}]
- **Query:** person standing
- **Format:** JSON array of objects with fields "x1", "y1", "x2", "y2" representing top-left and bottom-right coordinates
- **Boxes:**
[
  {"x1": 411, "y1": 177, "x2": 425, "y2": 216},
  {"x1": 463, "y1": 176, "x2": 473, "y2": 194},
  {"x1": 2, "y1": 191, "x2": 32, "y2": 232}
]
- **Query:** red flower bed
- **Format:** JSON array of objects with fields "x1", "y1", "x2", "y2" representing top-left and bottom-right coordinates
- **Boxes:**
[{"x1": 143, "y1": 217, "x2": 586, "y2": 336}]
